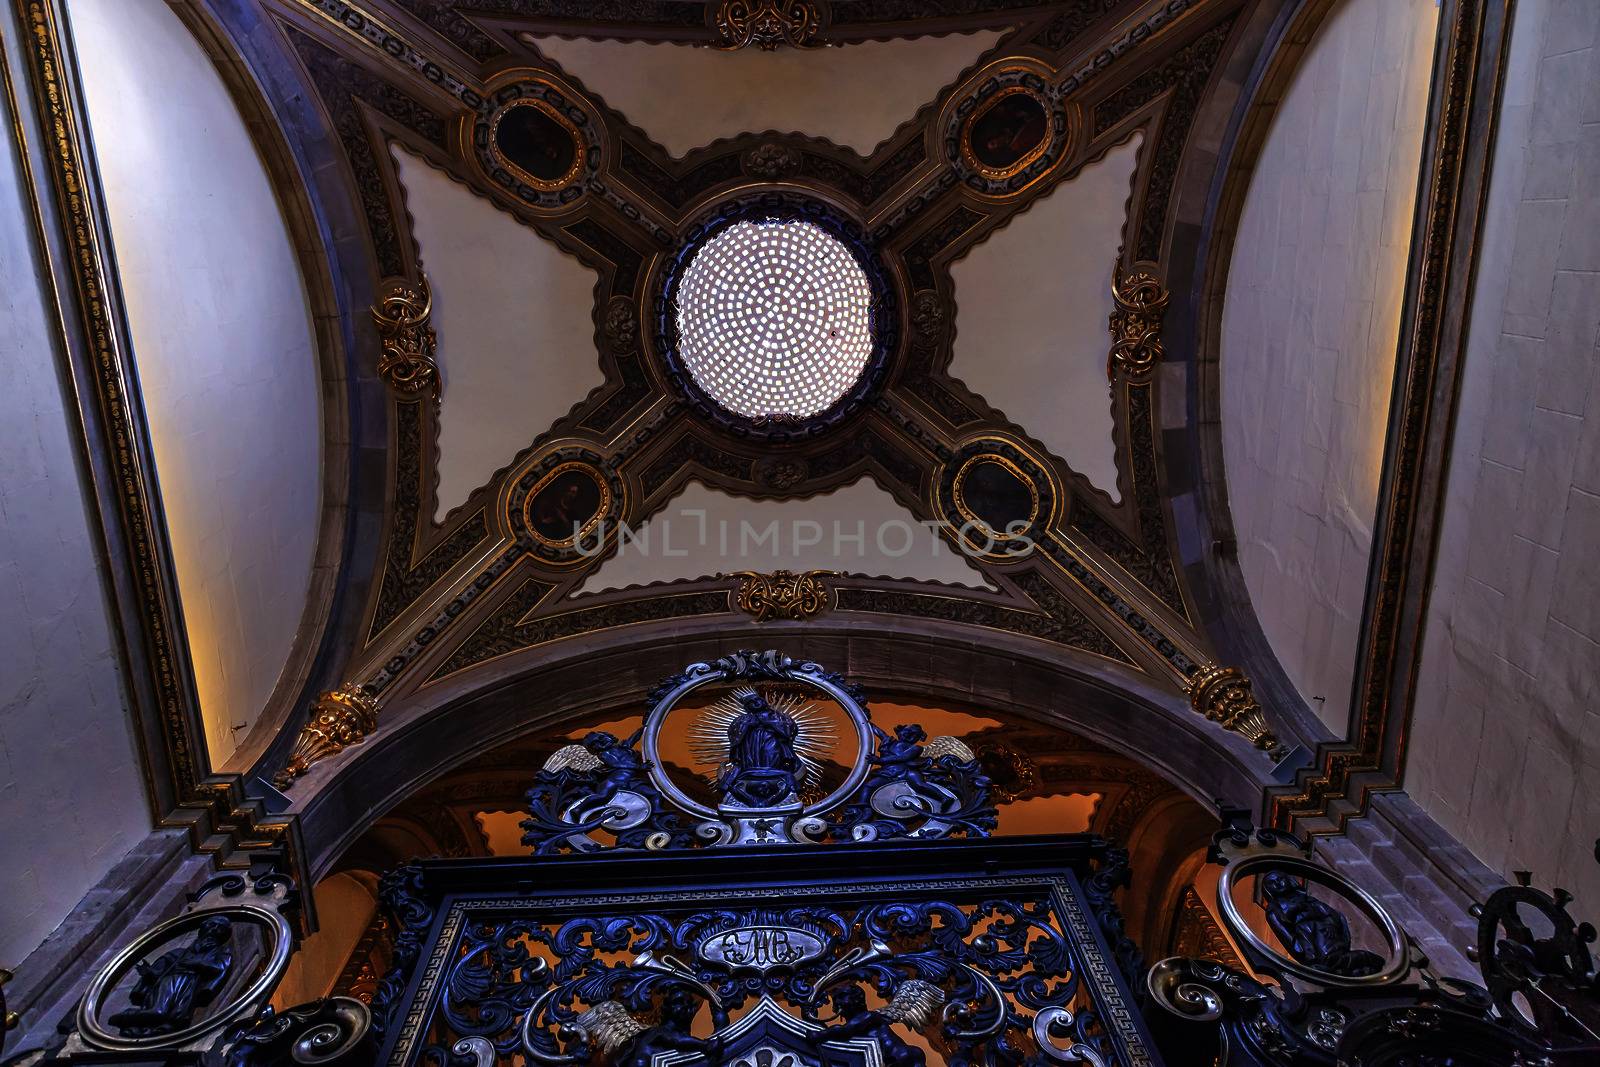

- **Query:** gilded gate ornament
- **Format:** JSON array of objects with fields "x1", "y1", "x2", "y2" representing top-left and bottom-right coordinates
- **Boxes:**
[
  {"x1": 274, "y1": 682, "x2": 380, "y2": 789},
  {"x1": 371, "y1": 276, "x2": 439, "y2": 398},
  {"x1": 1185, "y1": 664, "x2": 1282, "y2": 757},
  {"x1": 730, "y1": 569, "x2": 834, "y2": 621},
  {"x1": 712, "y1": 0, "x2": 826, "y2": 50},
  {"x1": 1107, "y1": 264, "x2": 1169, "y2": 381}
]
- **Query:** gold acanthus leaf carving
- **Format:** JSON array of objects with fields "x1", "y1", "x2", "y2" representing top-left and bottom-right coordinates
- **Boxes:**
[
  {"x1": 372, "y1": 275, "x2": 439, "y2": 398},
  {"x1": 1108, "y1": 263, "x2": 1169, "y2": 381},
  {"x1": 712, "y1": 0, "x2": 826, "y2": 51},
  {"x1": 1186, "y1": 664, "x2": 1283, "y2": 758},
  {"x1": 273, "y1": 682, "x2": 380, "y2": 789},
  {"x1": 729, "y1": 569, "x2": 835, "y2": 621}
]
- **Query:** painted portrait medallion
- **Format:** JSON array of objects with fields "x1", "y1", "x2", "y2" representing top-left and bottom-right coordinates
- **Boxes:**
[
  {"x1": 964, "y1": 86, "x2": 1050, "y2": 179},
  {"x1": 953, "y1": 455, "x2": 1039, "y2": 539},
  {"x1": 489, "y1": 98, "x2": 585, "y2": 191},
  {"x1": 525, "y1": 463, "x2": 607, "y2": 548}
]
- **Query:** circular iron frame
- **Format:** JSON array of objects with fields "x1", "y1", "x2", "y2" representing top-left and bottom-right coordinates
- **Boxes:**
[
  {"x1": 1216, "y1": 854, "x2": 1410, "y2": 989},
  {"x1": 640, "y1": 657, "x2": 876, "y2": 821}
]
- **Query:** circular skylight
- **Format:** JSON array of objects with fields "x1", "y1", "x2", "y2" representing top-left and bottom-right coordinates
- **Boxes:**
[{"x1": 673, "y1": 217, "x2": 874, "y2": 419}]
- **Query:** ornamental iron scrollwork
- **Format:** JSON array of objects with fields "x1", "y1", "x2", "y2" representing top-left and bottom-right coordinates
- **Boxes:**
[
  {"x1": 522, "y1": 650, "x2": 995, "y2": 853},
  {"x1": 372, "y1": 276, "x2": 439, "y2": 399},
  {"x1": 274, "y1": 682, "x2": 380, "y2": 789},
  {"x1": 1471, "y1": 869, "x2": 1600, "y2": 1046},
  {"x1": 711, "y1": 0, "x2": 827, "y2": 51},
  {"x1": 728, "y1": 569, "x2": 834, "y2": 621},
  {"x1": 368, "y1": 848, "x2": 1148, "y2": 1067},
  {"x1": 220, "y1": 996, "x2": 371, "y2": 1066},
  {"x1": 1146, "y1": 815, "x2": 1600, "y2": 1065}
]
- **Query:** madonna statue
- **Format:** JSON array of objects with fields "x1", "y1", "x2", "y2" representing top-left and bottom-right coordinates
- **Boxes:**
[{"x1": 718, "y1": 688, "x2": 803, "y2": 807}]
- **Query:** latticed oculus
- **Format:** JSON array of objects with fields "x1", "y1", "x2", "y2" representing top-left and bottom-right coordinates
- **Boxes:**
[{"x1": 673, "y1": 218, "x2": 874, "y2": 418}]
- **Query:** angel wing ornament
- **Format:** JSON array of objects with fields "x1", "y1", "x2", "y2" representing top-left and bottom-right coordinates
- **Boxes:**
[{"x1": 541, "y1": 743, "x2": 603, "y2": 775}]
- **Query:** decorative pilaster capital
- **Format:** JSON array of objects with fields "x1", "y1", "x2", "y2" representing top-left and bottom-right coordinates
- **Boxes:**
[
  {"x1": 711, "y1": 0, "x2": 827, "y2": 51},
  {"x1": 273, "y1": 683, "x2": 380, "y2": 790},
  {"x1": 371, "y1": 276, "x2": 439, "y2": 398},
  {"x1": 1186, "y1": 664, "x2": 1283, "y2": 757},
  {"x1": 728, "y1": 569, "x2": 834, "y2": 622},
  {"x1": 1107, "y1": 263, "x2": 1169, "y2": 381}
]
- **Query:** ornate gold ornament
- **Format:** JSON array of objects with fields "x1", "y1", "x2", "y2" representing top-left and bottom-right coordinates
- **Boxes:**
[
  {"x1": 273, "y1": 683, "x2": 381, "y2": 789},
  {"x1": 1107, "y1": 264, "x2": 1169, "y2": 381},
  {"x1": 712, "y1": 0, "x2": 826, "y2": 50},
  {"x1": 520, "y1": 460, "x2": 613, "y2": 551},
  {"x1": 951, "y1": 452, "x2": 1041, "y2": 544},
  {"x1": 729, "y1": 570, "x2": 834, "y2": 621},
  {"x1": 1170, "y1": 887, "x2": 1241, "y2": 966},
  {"x1": 1186, "y1": 665, "x2": 1282, "y2": 757},
  {"x1": 371, "y1": 277, "x2": 439, "y2": 398}
]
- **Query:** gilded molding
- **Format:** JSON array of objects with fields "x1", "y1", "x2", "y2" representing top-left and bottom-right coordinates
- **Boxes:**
[
  {"x1": 371, "y1": 276, "x2": 439, "y2": 398},
  {"x1": 1170, "y1": 886, "x2": 1241, "y2": 966},
  {"x1": 711, "y1": 0, "x2": 826, "y2": 50},
  {"x1": 1107, "y1": 264, "x2": 1168, "y2": 381},
  {"x1": 1186, "y1": 665, "x2": 1283, "y2": 757},
  {"x1": 274, "y1": 683, "x2": 380, "y2": 789},
  {"x1": 729, "y1": 569, "x2": 834, "y2": 622}
]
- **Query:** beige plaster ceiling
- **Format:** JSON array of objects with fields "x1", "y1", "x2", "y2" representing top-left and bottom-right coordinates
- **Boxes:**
[
  {"x1": 577, "y1": 478, "x2": 995, "y2": 594},
  {"x1": 392, "y1": 145, "x2": 602, "y2": 519},
  {"x1": 528, "y1": 31, "x2": 1006, "y2": 158},
  {"x1": 949, "y1": 135, "x2": 1143, "y2": 502}
]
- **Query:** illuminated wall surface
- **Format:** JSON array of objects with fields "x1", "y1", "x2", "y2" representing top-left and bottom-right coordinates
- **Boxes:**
[
  {"x1": 70, "y1": 0, "x2": 325, "y2": 766},
  {"x1": 1222, "y1": 0, "x2": 1439, "y2": 734}
]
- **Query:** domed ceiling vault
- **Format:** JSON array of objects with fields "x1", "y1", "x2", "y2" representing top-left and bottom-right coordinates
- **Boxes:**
[{"x1": 259, "y1": 0, "x2": 1295, "y2": 809}]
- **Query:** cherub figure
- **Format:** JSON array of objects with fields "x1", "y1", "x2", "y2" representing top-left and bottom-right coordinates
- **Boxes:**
[
  {"x1": 543, "y1": 730, "x2": 652, "y2": 824},
  {"x1": 868, "y1": 724, "x2": 958, "y2": 809},
  {"x1": 1261, "y1": 870, "x2": 1384, "y2": 977},
  {"x1": 824, "y1": 982, "x2": 943, "y2": 1067}
]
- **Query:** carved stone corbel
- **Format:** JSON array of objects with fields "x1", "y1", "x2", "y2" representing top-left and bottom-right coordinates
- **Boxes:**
[
  {"x1": 273, "y1": 683, "x2": 380, "y2": 789},
  {"x1": 1185, "y1": 664, "x2": 1283, "y2": 757},
  {"x1": 371, "y1": 276, "x2": 439, "y2": 398}
]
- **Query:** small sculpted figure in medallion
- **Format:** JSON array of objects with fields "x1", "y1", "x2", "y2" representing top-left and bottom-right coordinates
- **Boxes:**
[{"x1": 109, "y1": 916, "x2": 234, "y2": 1037}]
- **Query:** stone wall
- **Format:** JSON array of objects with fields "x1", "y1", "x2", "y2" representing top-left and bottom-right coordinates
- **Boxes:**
[
  {"x1": 0, "y1": 26, "x2": 149, "y2": 967},
  {"x1": 1406, "y1": 0, "x2": 1600, "y2": 918}
]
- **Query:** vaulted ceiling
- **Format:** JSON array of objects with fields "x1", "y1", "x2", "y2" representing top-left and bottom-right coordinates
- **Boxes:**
[{"x1": 124, "y1": 0, "x2": 1425, "y2": 874}]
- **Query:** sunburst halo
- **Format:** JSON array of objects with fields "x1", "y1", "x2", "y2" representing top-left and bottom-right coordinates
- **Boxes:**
[{"x1": 685, "y1": 685, "x2": 837, "y2": 795}]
